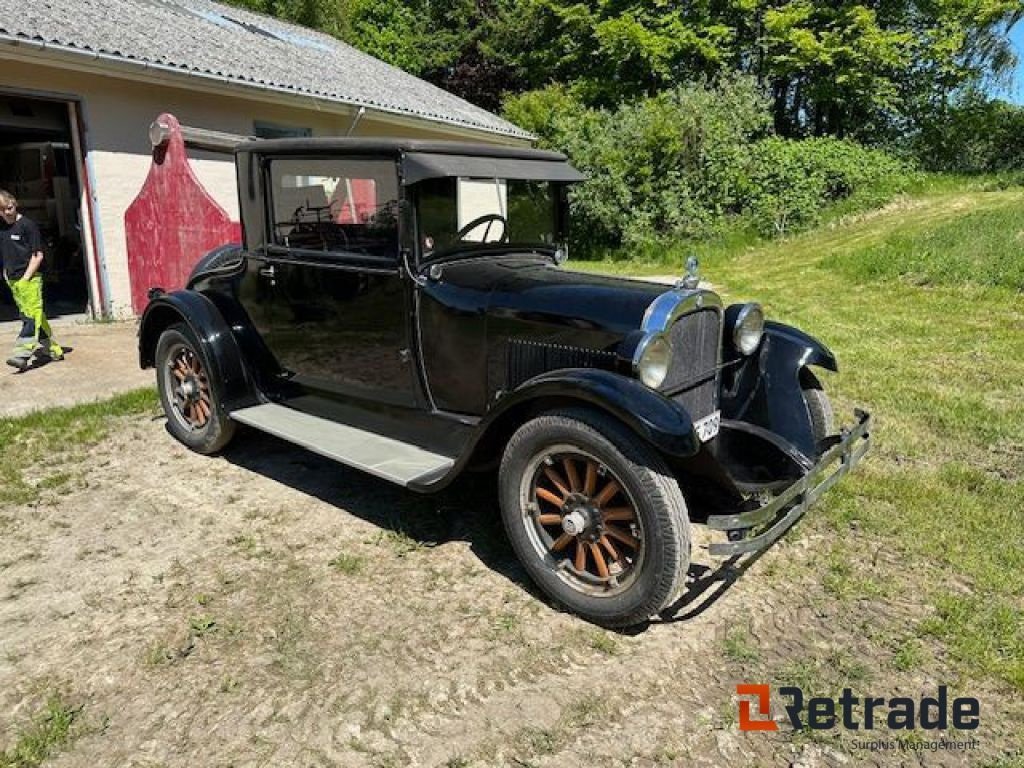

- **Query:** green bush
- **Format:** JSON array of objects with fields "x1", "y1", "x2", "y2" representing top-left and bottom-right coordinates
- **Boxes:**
[
  {"x1": 742, "y1": 137, "x2": 915, "y2": 235},
  {"x1": 505, "y1": 77, "x2": 771, "y2": 250},
  {"x1": 505, "y1": 79, "x2": 913, "y2": 253}
]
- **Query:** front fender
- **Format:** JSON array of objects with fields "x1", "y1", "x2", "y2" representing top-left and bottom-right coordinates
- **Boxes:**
[
  {"x1": 721, "y1": 320, "x2": 837, "y2": 460},
  {"x1": 138, "y1": 290, "x2": 256, "y2": 411},
  {"x1": 764, "y1": 320, "x2": 837, "y2": 372},
  {"x1": 484, "y1": 368, "x2": 701, "y2": 458}
]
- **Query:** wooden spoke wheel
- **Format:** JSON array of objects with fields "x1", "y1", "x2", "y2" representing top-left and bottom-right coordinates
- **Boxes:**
[
  {"x1": 155, "y1": 323, "x2": 235, "y2": 454},
  {"x1": 499, "y1": 409, "x2": 691, "y2": 628},
  {"x1": 165, "y1": 343, "x2": 213, "y2": 432},
  {"x1": 523, "y1": 447, "x2": 644, "y2": 597}
]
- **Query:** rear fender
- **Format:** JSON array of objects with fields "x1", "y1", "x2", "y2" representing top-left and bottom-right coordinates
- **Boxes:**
[{"x1": 138, "y1": 290, "x2": 257, "y2": 411}]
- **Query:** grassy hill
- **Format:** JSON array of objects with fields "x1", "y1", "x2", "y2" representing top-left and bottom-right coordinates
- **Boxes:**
[{"x1": 586, "y1": 183, "x2": 1024, "y2": 696}]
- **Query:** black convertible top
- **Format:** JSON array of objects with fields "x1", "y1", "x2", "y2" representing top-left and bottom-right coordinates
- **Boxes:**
[{"x1": 235, "y1": 137, "x2": 585, "y2": 185}]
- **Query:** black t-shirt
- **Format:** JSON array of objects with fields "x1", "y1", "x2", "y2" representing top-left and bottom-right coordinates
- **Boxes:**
[{"x1": 0, "y1": 215, "x2": 44, "y2": 281}]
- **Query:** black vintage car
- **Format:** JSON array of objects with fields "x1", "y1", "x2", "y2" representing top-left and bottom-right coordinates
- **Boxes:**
[{"x1": 139, "y1": 138, "x2": 870, "y2": 627}]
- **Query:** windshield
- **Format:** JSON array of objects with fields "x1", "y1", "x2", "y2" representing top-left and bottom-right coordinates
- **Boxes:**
[{"x1": 414, "y1": 177, "x2": 564, "y2": 258}]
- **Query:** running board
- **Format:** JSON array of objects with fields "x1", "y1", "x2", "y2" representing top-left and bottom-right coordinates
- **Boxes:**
[{"x1": 230, "y1": 403, "x2": 455, "y2": 488}]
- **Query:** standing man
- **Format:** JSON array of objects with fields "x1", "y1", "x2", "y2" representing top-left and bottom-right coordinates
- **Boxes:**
[{"x1": 0, "y1": 189, "x2": 64, "y2": 370}]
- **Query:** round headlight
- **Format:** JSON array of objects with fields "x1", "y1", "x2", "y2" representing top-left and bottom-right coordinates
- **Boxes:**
[
  {"x1": 637, "y1": 335, "x2": 672, "y2": 389},
  {"x1": 733, "y1": 303, "x2": 765, "y2": 356}
]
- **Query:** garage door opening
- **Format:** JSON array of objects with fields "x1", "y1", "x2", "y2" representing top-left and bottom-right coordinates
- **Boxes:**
[{"x1": 0, "y1": 94, "x2": 90, "y2": 322}]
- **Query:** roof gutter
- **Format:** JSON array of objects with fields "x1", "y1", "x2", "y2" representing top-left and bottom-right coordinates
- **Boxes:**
[{"x1": 0, "y1": 34, "x2": 534, "y2": 143}]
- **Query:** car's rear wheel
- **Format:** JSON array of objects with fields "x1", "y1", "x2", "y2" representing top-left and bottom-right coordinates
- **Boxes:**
[
  {"x1": 155, "y1": 323, "x2": 235, "y2": 454},
  {"x1": 499, "y1": 409, "x2": 690, "y2": 627}
]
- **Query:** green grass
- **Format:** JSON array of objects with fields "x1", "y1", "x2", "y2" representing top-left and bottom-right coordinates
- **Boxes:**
[
  {"x1": 980, "y1": 756, "x2": 1024, "y2": 768},
  {"x1": 188, "y1": 615, "x2": 218, "y2": 637},
  {"x1": 585, "y1": 181, "x2": 1024, "y2": 692},
  {"x1": 921, "y1": 595, "x2": 1024, "y2": 690},
  {"x1": 0, "y1": 388, "x2": 158, "y2": 507},
  {"x1": 328, "y1": 551, "x2": 365, "y2": 575},
  {"x1": 827, "y1": 202, "x2": 1024, "y2": 290},
  {"x1": 585, "y1": 629, "x2": 621, "y2": 656},
  {"x1": 0, "y1": 694, "x2": 81, "y2": 768},
  {"x1": 721, "y1": 626, "x2": 760, "y2": 664},
  {"x1": 370, "y1": 528, "x2": 425, "y2": 557},
  {"x1": 890, "y1": 638, "x2": 926, "y2": 672}
]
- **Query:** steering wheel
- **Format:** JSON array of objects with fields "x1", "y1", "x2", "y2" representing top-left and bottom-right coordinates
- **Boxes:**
[{"x1": 455, "y1": 213, "x2": 509, "y2": 243}]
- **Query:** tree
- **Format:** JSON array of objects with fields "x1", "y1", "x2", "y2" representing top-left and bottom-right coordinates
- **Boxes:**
[
  {"x1": 221, "y1": 0, "x2": 1024, "y2": 141},
  {"x1": 489, "y1": 0, "x2": 1024, "y2": 137},
  {"x1": 487, "y1": 0, "x2": 747, "y2": 105},
  {"x1": 342, "y1": 0, "x2": 521, "y2": 111}
]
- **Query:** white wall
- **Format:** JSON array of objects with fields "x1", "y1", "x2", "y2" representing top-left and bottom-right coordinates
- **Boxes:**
[{"x1": 0, "y1": 55, "x2": 523, "y2": 317}]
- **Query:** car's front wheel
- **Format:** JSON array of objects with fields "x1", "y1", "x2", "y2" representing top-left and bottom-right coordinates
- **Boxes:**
[
  {"x1": 155, "y1": 323, "x2": 235, "y2": 454},
  {"x1": 499, "y1": 409, "x2": 691, "y2": 627},
  {"x1": 801, "y1": 370, "x2": 836, "y2": 454}
]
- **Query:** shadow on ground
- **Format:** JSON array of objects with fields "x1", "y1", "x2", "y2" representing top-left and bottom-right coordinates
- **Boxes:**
[
  {"x1": 212, "y1": 422, "x2": 762, "y2": 633},
  {"x1": 218, "y1": 424, "x2": 530, "y2": 581}
]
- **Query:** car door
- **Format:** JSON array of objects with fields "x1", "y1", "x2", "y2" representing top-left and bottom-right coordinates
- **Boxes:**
[{"x1": 246, "y1": 155, "x2": 419, "y2": 411}]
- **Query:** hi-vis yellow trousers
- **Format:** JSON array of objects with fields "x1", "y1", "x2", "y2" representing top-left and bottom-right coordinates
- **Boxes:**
[{"x1": 6, "y1": 275, "x2": 63, "y2": 359}]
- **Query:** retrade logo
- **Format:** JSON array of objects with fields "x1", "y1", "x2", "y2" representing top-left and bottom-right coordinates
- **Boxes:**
[
  {"x1": 736, "y1": 684, "x2": 980, "y2": 732},
  {"x1": 737, "y1": 684, "x2": 778, "y2": 731}
]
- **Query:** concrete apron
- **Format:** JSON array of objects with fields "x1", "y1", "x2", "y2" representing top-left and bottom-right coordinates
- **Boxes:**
[{"x1": 0, "y1": 317, "x2": 154, "y2": 419}]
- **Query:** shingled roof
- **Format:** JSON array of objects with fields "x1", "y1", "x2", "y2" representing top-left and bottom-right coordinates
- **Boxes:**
[{"x1": 0, "y1": 0, "x2": 530, "y2": 139}]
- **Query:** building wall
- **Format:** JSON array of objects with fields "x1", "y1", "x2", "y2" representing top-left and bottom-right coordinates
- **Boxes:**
[{"x1": 0, "y1": 56, "x2": 522, "y2": 317}]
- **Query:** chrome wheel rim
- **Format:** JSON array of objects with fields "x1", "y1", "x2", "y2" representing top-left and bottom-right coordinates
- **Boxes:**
[{"x1": 519, "y1": 444, "x2": 645, "y2": 597}]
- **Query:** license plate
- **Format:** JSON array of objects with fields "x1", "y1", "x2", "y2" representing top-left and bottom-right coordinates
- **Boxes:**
[{"x1": 695, "y1": 410, "x2": 721, "y2": 442}]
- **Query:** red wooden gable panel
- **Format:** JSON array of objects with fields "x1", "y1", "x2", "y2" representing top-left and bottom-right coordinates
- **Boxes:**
[{"x1": 124, "y1": 113, "x2": 241, "y2": 315}]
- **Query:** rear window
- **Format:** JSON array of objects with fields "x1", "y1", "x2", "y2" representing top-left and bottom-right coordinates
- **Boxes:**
[{"x1": 268, "y1": 157, "x2": 399, "y2": 260}]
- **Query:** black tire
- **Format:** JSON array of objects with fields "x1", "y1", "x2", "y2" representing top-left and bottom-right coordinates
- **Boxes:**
[
  {"x1": 155, "y1": 323, "x2": 235, "y2": 454},
  {"x1": 499, "y1": 408, "x2": 690, "y2": 627},
  {"x1": 802, "y1": 370, "x2": 836, "y2": 450}
]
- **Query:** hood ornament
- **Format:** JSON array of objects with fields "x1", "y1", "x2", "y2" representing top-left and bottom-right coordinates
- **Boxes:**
[{"x1": 676, "y1": 255, "x2": 700, "y2": 290}]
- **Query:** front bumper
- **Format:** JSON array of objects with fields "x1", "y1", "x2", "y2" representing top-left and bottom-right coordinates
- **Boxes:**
[{"x1": 706, "y1": 409, "x2": 872, "y2": 556}]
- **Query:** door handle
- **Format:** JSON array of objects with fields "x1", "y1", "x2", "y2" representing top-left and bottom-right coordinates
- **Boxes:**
[{"x1": 259, "y1": 264, "x2": 276, "y2": 279}]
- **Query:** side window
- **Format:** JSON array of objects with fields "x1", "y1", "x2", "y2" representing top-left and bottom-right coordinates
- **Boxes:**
[
  {"x1": 506, "y1": 180, "x2": 557, "y2": 244},
  {"x1": 268, "y1": 158, "x2": 399, "y2": 260}
]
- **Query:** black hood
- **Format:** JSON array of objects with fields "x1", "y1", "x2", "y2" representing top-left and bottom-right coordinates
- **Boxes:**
[
  {"x1": 417, "y1": 252, "x2": 676, "y2": 414},
  {"x1": 478, "y1": 255, "x2": 668, "y2": 337}
]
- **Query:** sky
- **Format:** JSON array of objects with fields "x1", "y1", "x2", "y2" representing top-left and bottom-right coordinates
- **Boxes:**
[{"x1": 1007, "y1": 21, "x2": 1024, "y2": 104}]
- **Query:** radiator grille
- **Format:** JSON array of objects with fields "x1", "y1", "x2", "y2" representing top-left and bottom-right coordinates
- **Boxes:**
[
  {"x1": 663, "y1": 309, "x2": 721, "y2": 420},
  {"x1": 506, "y1": 339, "x2": 617, "y2": 390}
]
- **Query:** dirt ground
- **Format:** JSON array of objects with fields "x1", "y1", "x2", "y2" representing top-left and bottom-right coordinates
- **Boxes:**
[
  {"x1": 1, "y1": 406, "x2": 1021, "y2": 767},
  {"x1": 0, "y1": 318, "x2": 151, "y2": 418}
]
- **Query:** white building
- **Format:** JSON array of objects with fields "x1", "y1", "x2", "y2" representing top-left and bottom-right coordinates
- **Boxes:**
[{"x1": 0, "y1": 0, "x2": 529, "y2": 318}]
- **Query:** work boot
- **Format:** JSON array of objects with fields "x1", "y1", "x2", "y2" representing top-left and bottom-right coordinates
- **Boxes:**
[
  {"x1": 37, "y1": 344, "x2": 65, "y2": 362},
  {"x1": 6, "y1": 348, "x2": 32, "y2": 371}
]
